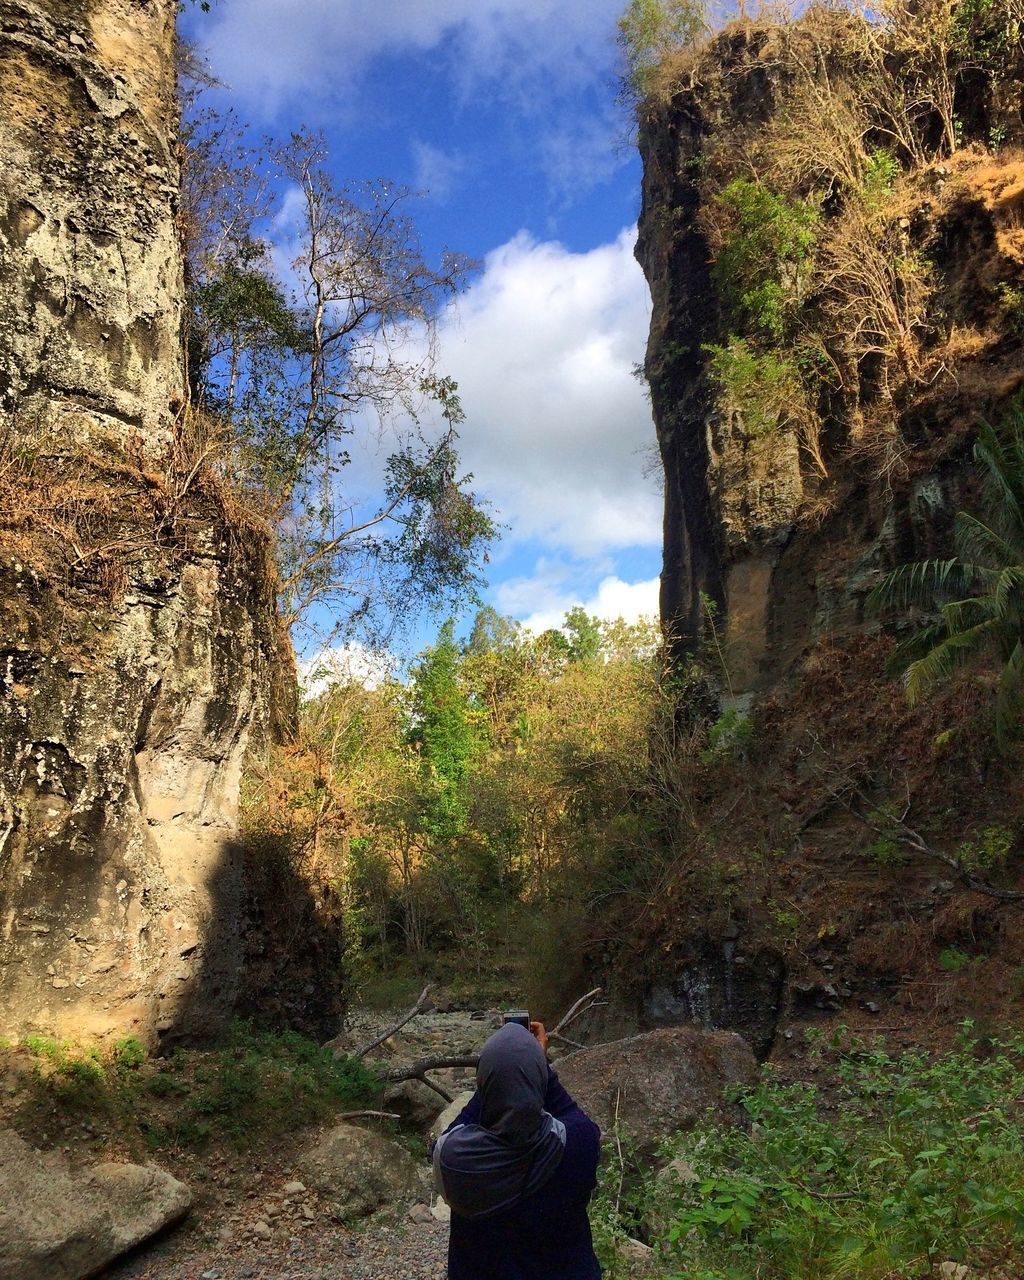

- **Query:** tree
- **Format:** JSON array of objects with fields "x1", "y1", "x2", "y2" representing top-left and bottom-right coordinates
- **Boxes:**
[
  {"x1": 868, "y1": 407, "x2": 1024, "y2": 748},
  {"x1": 617, "y1": 0, "x2": 708, "y2": 100},
  {"x1": 180, "y1": 108, "x2": 495, "y2": 643}
]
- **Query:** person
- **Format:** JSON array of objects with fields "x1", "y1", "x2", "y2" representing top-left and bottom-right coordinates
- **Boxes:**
[{"x1": 432, "y1": 1018, "x2": 602, "y2": 1280}]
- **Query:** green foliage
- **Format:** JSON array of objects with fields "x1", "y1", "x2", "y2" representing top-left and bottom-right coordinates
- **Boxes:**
[
  {"x1": 862, "y1": 148, "x2": 902, "y2": 208},
  {"x1": 701, "y1": 706, "x2": 754, "y2": 763},
  {"x1": 868, "y1": 402, "x2": 1024, "y2": 749},
  {"x1": 617, "y1": 0, "x2": 709, "y2": 99},
  {"x1": 939, "y1": 946, "x2": 972, "y2": 972},
  {"x1": 712, "y1": 180, "x2": 820, "y2": 342},
  {"x1": 704, "y1": 339, "x2": 805, "y2": 439},
  {"x1": 111, "y1": 1037, "x2": 147, "y2": 1070},
  {"x1": 640, "y1": 1027, "x2": 1024, "y2": 1279},
  {"x1": 15, "y1": 1021, "x2": 377, "y2": 1153},
  {"x1": 867, "y1": 835, "x2": 904, "y2": 867},
  {"x1": 957, "y1": 824, "x2": 1015, "y2": 873}
]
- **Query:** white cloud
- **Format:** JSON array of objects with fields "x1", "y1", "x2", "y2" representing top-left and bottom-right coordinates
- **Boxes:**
[
  {"x1": 438, "y1": 227, "x2": 660, "y2": 557},
  {"x1": 196, "y1": 0, "x2": 624, "y2": 118},
  {"x1": 411, "y1": 141, "x2": 465, "y2": 204},
  {"x1": 299, "y1": 643, "x2": 394, "y2": 696},
  {"x1": 496, "y1": 568, "x2": 660, "y2": 634}
]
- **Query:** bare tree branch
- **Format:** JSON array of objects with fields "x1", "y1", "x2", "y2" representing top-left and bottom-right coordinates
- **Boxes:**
[{"x1": 352, "y1": 985, "x2": 434, "y2": 1059}]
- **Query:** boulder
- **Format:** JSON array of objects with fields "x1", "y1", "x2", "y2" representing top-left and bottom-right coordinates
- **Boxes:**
[
  {"x1": 383, "y1": 1078, "x2": 448, "y2": 1130},
  {"x1": 557, "y1": 1026, "x2": 757, "y2": 1149},
  {"x1": 0, "y1": 1130, "x2": 191, "y2": 1280},
  {"x1": 429, "y1": 1089, "x2": 474, "y2": 1141},
  {"x1": 296, "y1": 1123, "x2": 422, "y2": 1220}
]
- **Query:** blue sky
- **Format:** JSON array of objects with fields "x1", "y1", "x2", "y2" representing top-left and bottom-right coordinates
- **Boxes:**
[{"x1": 179, "y1": 0, "x2": 661, "y2": 662}]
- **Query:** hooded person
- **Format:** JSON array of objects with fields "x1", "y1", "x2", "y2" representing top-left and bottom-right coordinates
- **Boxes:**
[{"x1": 432, "y1": 1021, "x2": 602, "y2": 1280}]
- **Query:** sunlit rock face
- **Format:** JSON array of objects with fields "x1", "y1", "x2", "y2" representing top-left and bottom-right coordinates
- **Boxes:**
[
  {"x1": 0, "y1": 0, "x2": 183, "y2": 452},
  {"x1": 0, "y1": 0, "x2": 296, "y2": 1045},
  {"x1": 636, "y1": 22, "x2": 1017, "y2": 691}
]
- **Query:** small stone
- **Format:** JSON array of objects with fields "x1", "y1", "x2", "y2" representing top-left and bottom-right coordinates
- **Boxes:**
[
  {"x1": 202, "y1": 1271, "x2": 220, "y2": 1279},
  {"x1": 283, "y1": 1180, "x2": 306, "y2": 1195},
  {"x1": 938, "y1": 1265, "x2": 968, "y2": 1280},
  {"x1": 430, "y1": 1197, "x2": 451, "y2": 1223},
  {"x1": 253, "y1": 1220, "x2": 272, "y2": 1238},
  {"x1": 52, "y1": 978, "x2": 69, "y2": 989},
  {"x1": 408, "y1": 1203, "x2": 433, "y2": 1224},
  {"x1": 864, "y1": 1001, "x2": 881, "y2": 1013}
]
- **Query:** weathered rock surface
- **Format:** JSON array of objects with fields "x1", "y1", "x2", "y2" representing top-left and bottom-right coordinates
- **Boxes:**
[
  {"x1": 0, "y1": 0, "x2": 342, "y2": 1045},
  {"x1": 557, "y1": 1026, "x2": 757, "y2": 1148},
  {"x1": 0, "y1": 1128, "x2": 191, "y2": 1279},
  {"x1": 429, "y1": 1089, "x2": 475, "y2": 1141},
  {"x1": 296, "y1": 1124, "x2": 424, "y2": 1220},
  {"x1": 383, "y1": 1078, "x2": 448, "y2": 1131}
]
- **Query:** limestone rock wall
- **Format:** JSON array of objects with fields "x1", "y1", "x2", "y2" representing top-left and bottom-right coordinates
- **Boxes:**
[{"x1": 0, "y1": 0, "x2": 311, "y2": 1045}]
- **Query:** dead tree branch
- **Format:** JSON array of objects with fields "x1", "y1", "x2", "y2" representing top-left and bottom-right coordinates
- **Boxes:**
[{"x1": 352, "y1": 985, "x2": 433, "y2": 1059}]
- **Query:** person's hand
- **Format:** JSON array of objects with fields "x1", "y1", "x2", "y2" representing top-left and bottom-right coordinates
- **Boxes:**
[{"x1": 530, "y1": 1021, "x2": 550, "y2": 1056}]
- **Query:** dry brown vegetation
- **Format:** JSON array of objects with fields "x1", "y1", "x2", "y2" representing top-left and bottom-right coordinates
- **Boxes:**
[{"x1": 636, "y1": 0, "x2": 1024, "y2": 504}]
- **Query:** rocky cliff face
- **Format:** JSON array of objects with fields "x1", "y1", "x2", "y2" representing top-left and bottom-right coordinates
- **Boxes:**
[
  {"x1": 627, "y1": 12, "x2": 1024, "y2": 1057},
  {"x1": 637, "y1": 14, "x2": 1024, "y2": 691},
  {"x1": 0, "y1": 0, "x2": 322, "y2": 1045}
]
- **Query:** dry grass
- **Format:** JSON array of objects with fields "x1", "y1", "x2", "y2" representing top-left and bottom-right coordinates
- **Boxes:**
[{"x1": 0, "y1": 407, "x2": 278, "y2": 603}]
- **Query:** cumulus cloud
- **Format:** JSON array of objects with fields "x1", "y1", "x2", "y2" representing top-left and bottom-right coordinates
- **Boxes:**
[
  {"x1": 437, "y1": 227, "x2": 659, "y2": 557},
  {"x1": 495, "y1": 566, "x2": 660, "y2": 634},
  {"x1": 195, "y1": 0, "x2": 624, "y2": 118},
  {"x1": 299, "y1": 643, "x2": 394, "y2": 696}
]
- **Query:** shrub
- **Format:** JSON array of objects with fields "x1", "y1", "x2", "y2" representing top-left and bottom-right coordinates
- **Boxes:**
[
  {"x1": 645, "y1": 1026, "x2": 1024, "y2": 1279},
  {"x1": 704, "y1": 339, "x2": 806, "y2": 440},
  {"x1": 710, "y1": 179, "x2": 820, "y2": 341},
  {"x1": 617, "y1": 0, "x2": 708, "y2": 100}
]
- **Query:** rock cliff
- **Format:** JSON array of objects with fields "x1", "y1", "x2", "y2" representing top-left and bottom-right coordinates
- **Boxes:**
[
  {"x1": 0, "y1": 0, "x2": 329, "y2": 1045},
  {"x1": 637, "y1": 12, "x2": 1024, "y2": 689}
]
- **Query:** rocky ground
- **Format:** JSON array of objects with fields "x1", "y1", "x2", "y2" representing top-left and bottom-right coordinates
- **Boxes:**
[{"x1": 100, "y1": 1008, "x2": 499, "y2": 1280}]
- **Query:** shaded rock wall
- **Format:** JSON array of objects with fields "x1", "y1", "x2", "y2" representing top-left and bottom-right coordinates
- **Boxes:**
[{"x1": 0, "y1": 0, "x2": 329, "y2": 1045}]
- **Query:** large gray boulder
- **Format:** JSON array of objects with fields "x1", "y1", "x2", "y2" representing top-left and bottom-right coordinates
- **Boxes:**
[
  {"x1": 0, "y1": 1130, "x2": 191, "y2": 1280},
  {"x1": 429, "y1": 1089, "x2": 474, "y2": 1141},
  {"x1": 296, "y1": 1123, "x2": 423, "y2": 1220},
  {"x1": 557, "y1": 1026, "x2": 757, "y2": 1148},
  {"x1": 383, "y1": 1078, "x2": 448, "y2": 1131}
]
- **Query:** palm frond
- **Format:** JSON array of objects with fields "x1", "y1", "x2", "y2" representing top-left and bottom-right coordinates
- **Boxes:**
[
  {"x1": 975, "y1": 417, "x2": 1024, "y2": 544},
  {"x1": 867, "y1": 559, "x2": 975, "y2": 615},
  {"x1": 904, "y1": 619, "x2": 1001, "y2": 704},
  {"x1": 885, "y1": 620, "x2": 950, "y2": 676},
  {"x1": 993, "y1": 565, "x2": 1024, "y2": 621},
  {"x1": 995, "y1": 639, "x2": 1024, "y2": 749},
  {"x1": 941, "y1": 595, "x2": 997, "y2": 634},
  {"x1": 953, "y1": 511, "x2": 1021, "y2": 569}
]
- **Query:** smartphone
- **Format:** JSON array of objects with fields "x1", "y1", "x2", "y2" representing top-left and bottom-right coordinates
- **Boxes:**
[{"x1": 502, "y1": 1009, "x2": 530, "y2": 1028}]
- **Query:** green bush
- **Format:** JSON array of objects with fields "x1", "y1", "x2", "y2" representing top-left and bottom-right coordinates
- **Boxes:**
[
  {"x1": 638, "y1": 1026, "x2": 1024, "y2": 1279},
  {"x1": 703, "y1": 339, "x2": 805, "y2": 440},
  {"x1": 712, "y1": 179, "x2": 819, "y2": 341},
  {"x1": 617, "y1": 0, "x2": 708, "y2": 99}
]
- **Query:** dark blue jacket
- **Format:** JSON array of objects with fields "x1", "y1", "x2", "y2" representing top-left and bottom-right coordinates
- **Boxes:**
[{"x1": 439, "y1": 1070, "x2": 602, "y2": 1280}]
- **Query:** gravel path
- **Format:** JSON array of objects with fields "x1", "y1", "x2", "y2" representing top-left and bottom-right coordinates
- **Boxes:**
[
  {"x1": 100, "y1": 1008, "x2": 501, "y2": 1280},
  {"x1": 105, "y1": 1215, "x2": 450, "y2": 1280}
]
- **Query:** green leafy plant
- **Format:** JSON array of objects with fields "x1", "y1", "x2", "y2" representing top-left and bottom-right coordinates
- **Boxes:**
[
  {"x1": 939, "y1": 946, "x2": 972, "y2": 972},
  {"x1": 617, "y1": 0, "x2": 709, "y2": 99},
  {"x1": 868, "y1": 403, "x2": 1024, "y2": 749},
  {"x1": 711, "y1": 179, "x2": 819, "y2": 341},
  {"x1": 957, "y1": 825, "x2": 1015, "y2": 873},
  {"x1": 701, "y1": 707, "x2": 754, "y2": 763},
  {"x1": 649, "y1": 1026, "x2": 1024, "y2": 1279}
]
